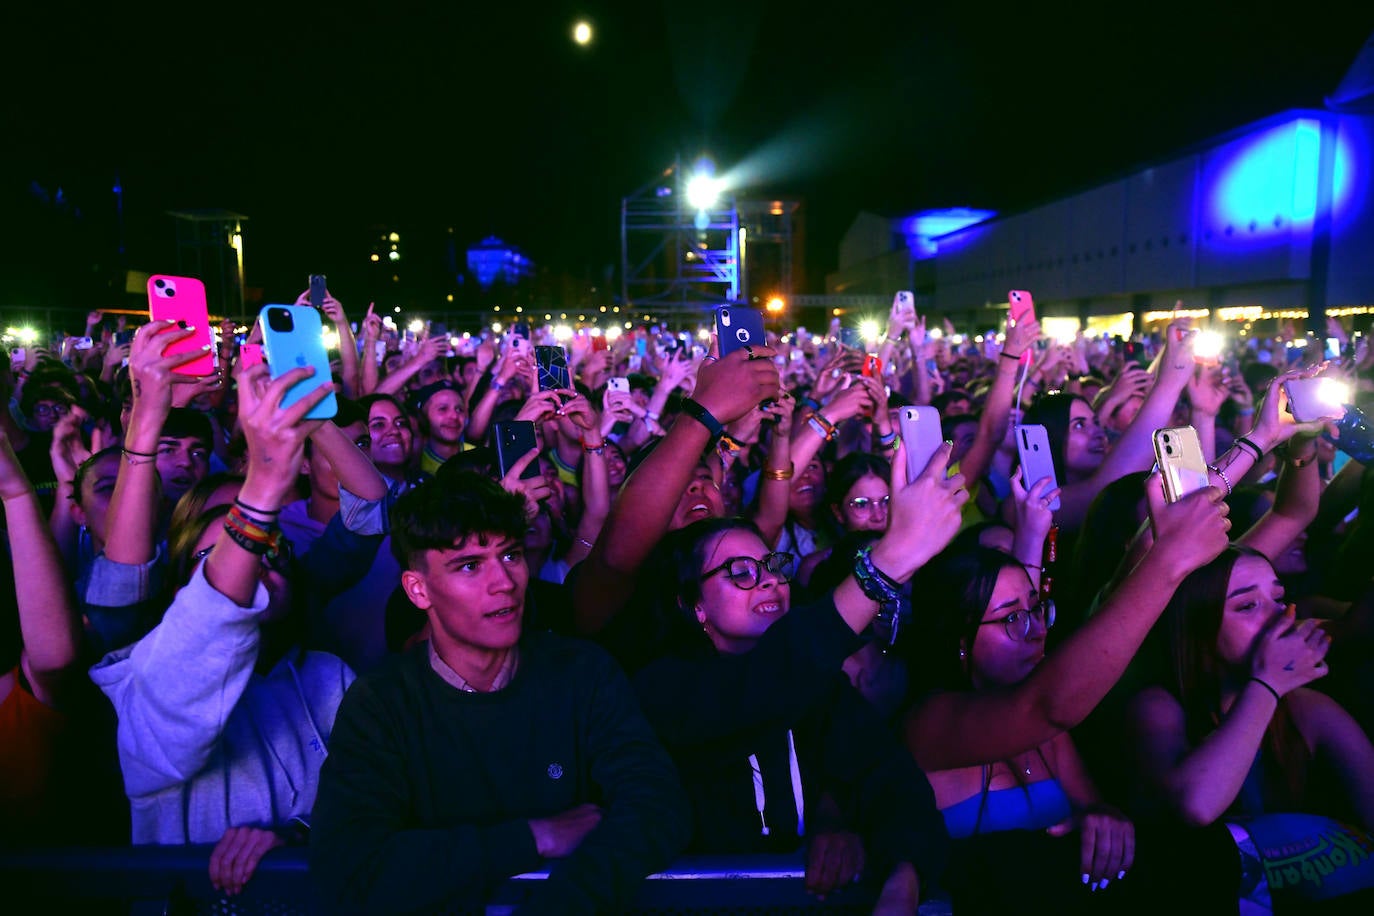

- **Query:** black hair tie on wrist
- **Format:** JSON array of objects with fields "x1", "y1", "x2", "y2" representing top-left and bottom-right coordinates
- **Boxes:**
[{"x1": 235, "y1": 498, "x2": 282, "y2": 517}]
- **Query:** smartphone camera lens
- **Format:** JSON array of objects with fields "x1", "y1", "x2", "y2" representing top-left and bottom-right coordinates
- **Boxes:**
[
  {"x1": 1166, "y1": 445, "x2": 1175, "y2": 455},
  {"x1": 268, "y1": 308, "x2": 295, "y2": 333}
]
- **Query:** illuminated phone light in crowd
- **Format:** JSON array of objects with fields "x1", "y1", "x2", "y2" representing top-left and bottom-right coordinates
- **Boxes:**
[
  {"x1": 1193, "y1": 331, "x2": 1224, "y2": 361},
  {"x1": 1320, "y1": 378, "x2": 1353, "y2": 407},
  {"x1": 554, "y1": 326, "x2": 574, "y2": 342},
  {"x1": 697, "y1": 328, "x2": 711, "y2": 341},
  {"x1": 407, "y1": 319, "x2": 425, "y2": 335},
  {"x1": 859, "y1": 319, "x2": 882, "y2": 344}
]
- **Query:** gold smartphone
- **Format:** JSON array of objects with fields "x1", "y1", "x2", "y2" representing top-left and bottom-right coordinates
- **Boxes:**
[{"x1": 1153, "y1": 426, "x2": 1210, "y2": 503}]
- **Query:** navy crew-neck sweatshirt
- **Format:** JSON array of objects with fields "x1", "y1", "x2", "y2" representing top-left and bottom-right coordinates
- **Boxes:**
[{"x1": 311, "y1": 632, "x2": 690, "y2": 915}]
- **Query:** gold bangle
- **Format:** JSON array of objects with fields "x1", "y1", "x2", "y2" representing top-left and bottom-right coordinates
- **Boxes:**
[{"x1": 764, "y1": 467, "x2": 794, "y2": 481}]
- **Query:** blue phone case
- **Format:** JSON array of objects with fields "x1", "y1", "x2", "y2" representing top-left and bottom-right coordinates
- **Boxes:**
[
  {"x1": 715, "y1": 307, "x2": 765, "y2": 358},
  {"x1": 258, "y1": 305, "x2": 337, "y2": 420}
]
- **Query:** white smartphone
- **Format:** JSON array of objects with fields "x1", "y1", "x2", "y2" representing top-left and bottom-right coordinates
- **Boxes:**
[
  {"x1": 1015, "y1": 424, "x2": 1062, "y2": 511},
  {"x1": 607, "y1": 377, "x2": 630, "y2": 394},
  {"x1": 898, "y1": 406, "x2": 944, "y2": 481},
  {"x1": 1283, "y1": 377, "x2": 1349, "y2": 423},
  {"x1": 1153, "y1": 426, "x2": 1210, "y2": 504}
]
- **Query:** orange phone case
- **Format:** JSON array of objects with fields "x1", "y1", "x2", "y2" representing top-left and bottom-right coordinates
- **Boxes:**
[{"x1": 147, "y1": 275, "x2": 215, "y2": 376}]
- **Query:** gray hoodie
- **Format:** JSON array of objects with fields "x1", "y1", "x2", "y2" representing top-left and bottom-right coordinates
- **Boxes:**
[{"x1": 89, "y1": 565, "x2": 355, "y2": 845}]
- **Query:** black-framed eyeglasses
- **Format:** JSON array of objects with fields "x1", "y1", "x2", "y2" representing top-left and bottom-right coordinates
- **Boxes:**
[
  {"x1": 978, "y1": 601, "x2": 1055, "y2": 642},
  {"x1": 700, "y1": 552, "x2": 794, "y2": 590},
  {"x1": 846, "y1": 495, "x2": 890, "y2": 513},
  {"x1": 194, "y1": 534, "x2": 294, "y2": 574}
]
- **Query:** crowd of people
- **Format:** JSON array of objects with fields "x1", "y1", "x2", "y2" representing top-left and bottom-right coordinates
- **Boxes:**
[{"x1": 3, "y1": 287, "x2": 1374, "y2": 914}]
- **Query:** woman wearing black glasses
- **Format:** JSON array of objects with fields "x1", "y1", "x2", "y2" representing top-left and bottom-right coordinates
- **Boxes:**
[
  {"x1": 900, "y1": 476, "x2": 1242, "y2": 913},
  {"x1": 633, "y1": 443, "x2": 967, "y2": 910}
]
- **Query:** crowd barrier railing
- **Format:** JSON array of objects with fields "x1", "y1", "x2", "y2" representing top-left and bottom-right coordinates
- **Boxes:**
[{"x1": 1, "y1": 846, "x2": 955, "y2": 914}]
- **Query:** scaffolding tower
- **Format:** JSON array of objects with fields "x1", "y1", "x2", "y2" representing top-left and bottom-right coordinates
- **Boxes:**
[{"x1": 620, "y1": 159, "x2": 740, "y2": 318}]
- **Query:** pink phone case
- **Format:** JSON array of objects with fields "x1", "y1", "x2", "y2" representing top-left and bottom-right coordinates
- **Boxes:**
[
  {"x1": 147, "y1": 274, "x2": 215, "y2": 376},
  {"x1": 240, "y1": 344, "x2": 265, "y2": 369},
  {"x1": 1008, "y1": 290, "x2": 1035, "y2": 366}
]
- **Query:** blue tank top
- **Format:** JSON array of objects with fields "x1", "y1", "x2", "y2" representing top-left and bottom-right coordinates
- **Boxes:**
[{"x1": 942, "y1": 778, "x2": 1073, "y2": 839}]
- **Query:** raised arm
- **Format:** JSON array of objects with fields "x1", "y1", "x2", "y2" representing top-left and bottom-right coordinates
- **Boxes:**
[
  {"x1": 1055, "y1": 323, "x2": 1196, "y2": 527},
  {"x1": 1238, "y1": 434, "x2": 1322, "y2": 561},
  {"x1": 1, "y1": 428, "x2": 80, "y2": 706},
  {"x1": 375, "y1": 336, "x2": 446, "y2": 397},
  {"x1": 962, "y1": 312, "x2": 1039, "y2": 486},
  {"x1": 751, "y1": 395, "x2": 796, "y2": 548},
  {"x1": 359, "y1": 304, "x2": 382, "y2": 396},
  {"x1": 319, "y1": 292, "x2": 361, "y2": 400},
  {"x1": 104, "y1": 321, "x2": 203, "y2": 566},
  {"x1": 906, "y1": 476, "x2": 1232, "y2": 771},
  {"x1": 572, "y1": 347, "x2": 781, "y2": 635},
  {"x1": 1129, "y1": 611, "x2": 1330, "y2": 827}
]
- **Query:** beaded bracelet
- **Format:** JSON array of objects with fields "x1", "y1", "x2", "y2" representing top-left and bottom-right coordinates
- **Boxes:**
[
  {"x1": 1209, "y1": 463, "x2": 1233, "y2": 496},
  {"x1": 853, "y1": 546, "x2": 902, "y2": 648}
]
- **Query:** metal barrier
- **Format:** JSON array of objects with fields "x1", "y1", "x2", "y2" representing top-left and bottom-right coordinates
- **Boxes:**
[{"x1": 1, "y1": 846, "x2": 954, "y2": 914}]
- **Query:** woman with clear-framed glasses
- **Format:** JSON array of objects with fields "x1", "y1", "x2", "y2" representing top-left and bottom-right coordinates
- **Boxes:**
[
  {"x1": 633, "y1": 442, "x2": 969, "y2": 911},
  {"x1": 794, "y1": 453, "x2": 891, "y2": 588},
  {"x1": 899, "y1": 476, "x2": 1243, "y2": 912}
]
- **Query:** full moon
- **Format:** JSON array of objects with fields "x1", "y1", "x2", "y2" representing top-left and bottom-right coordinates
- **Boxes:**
[{"x1": 573, "y1": 21, "x2": 592, "y2": 46}]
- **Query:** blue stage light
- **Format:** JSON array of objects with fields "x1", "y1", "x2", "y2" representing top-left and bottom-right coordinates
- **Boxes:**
[{"x1": 1209, "y1": 118, "x2": 1353, "y2": 233}]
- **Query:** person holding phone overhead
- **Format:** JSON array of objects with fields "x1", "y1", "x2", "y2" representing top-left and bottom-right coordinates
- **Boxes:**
[{"x1": 901, "y1": 475, "x2": 1242, "y2": 912}]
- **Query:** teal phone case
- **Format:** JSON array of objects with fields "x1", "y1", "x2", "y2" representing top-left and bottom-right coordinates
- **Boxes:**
[{"x1": 258, "y1": 305, "x2": 338, "y2": 420}]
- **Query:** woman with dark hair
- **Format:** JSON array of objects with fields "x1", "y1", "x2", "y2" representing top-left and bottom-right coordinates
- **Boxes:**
[
  {"x1": 902, "y1": 475, "x2": 1240, "y2": 912},
  {"x1": 1127, "y1": 547, "x2": 1374, "y2": 910},
  {"x1": 794, "y1": 452, "x2": 891, "y2": 586},
  {"x1": 633, "y1": 443, "x2": 968, "y2": 909}
]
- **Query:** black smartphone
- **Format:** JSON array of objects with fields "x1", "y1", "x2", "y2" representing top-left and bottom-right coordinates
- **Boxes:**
[
  {"x1": 534, "y1": 345, "x2": 570, "y2": 391},
  {"x1": 114, "y1": 329, "x2": 135, "y2": 347},
  {"x1": 1123, "y1": 341, "x2": 1150, "y2": 369},
  {"x1": 512, "y1": 321, "x2": 532, "y2": 341},
  {"x1": 494, "y1": 420, "x2": 541, "y2": 480},
  {"x1": 838, "y1": 327, "x2": 864, "y2": 351},
  {"x1": 309, "y1": 275, "x2": 327, "y2": 309}
]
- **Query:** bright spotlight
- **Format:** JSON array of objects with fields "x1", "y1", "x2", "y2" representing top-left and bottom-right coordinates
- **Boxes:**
[
  {"x1": 492, "y1": 322, "x2": 503, "y2": 333},
  {"x1": 407, "y1": 319, "x2": 425, "y2": 335},
  {"x1": 765, "y1": 296, "x2": 785, "y2": 314},
  {"x1": 605, "y1": 326, "x2": 623, "y2": 342},
  {"x1": 553, "y1": 325, "x2": 574, "y2": 342},
  {"x1": 686, "y1": 174, "x2": 721, "y2": 210},
  {"x1": 928, "y1": 327, "x2": 944, "y2": 340},
  {"x1": 573, "y1": 21, "x2": 592, "y2": 45},
  {"x1": 696, "y1": 328, "x2": 710, "y2": 341},
  {"x1": 859, "y1": 319, "x2": 881, "y2": 344},
  {"x1": 321, "y1": 327, "x2": 340, "y2": 351}
]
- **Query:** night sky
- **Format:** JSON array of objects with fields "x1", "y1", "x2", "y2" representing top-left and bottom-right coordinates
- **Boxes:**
[{"x1": 3, "y1": 2, "x2": 1372, "y2": 314}]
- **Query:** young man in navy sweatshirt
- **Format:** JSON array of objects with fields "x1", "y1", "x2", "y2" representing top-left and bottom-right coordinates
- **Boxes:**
[{"x1": 310, "y1": 472, "x2": 690, "y2": 914}]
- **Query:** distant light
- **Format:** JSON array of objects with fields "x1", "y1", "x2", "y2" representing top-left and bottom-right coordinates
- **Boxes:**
[
  {"x1": 462, "y1": 332, "x2": 471, "y2": 339},
  {"x1": 493, "y1": 306, "x2": 500, "y2": 312},
  {"x1": 589, "y1": 327, "x2": 603, "y2": 337},
  {"x1": 449, "y1": 337, "x2": 461, "y2": 348},
  {"x1": 928, "y1": 327, "x2": 944, "y2": 340},
  {"x1": 599, "y1": 305, "x2": 607, "y2": 312},
  {"x1": 697, "y1": 328, "x2": 710, "y2": 341},
  {"x1": 1291, "y1": 337, "x2": 1309, "y2": 348},
  {"x1": 832, "y1": 308, "x2": 842, "y2": 317},
  {"x1": 859, "y1": 320, "x2": 881, "y2": 343},
  {"x1": 765, "y1": 296, "x2": 785, "y2": 314},
  {"x1": 1194, "y1": 331, "x2": 1224, "y2": 361},
  {"x1": 382, "y1": 316, "x2": 396, "y2": 329},
  {"x1": 545, "y1": 314, "x2": 552, "y2": 321},
  {"x1": 553, "y1": 325, "x2": 573, "y2": 342},
  {"x1": 15, "y1": 327, "x2": 39, "y2": 344},
  {"x1": 515, "y1": 306, "x2": 523, "y2": 313},
  {"x1": 612, "y1": 306, "x2": 620, "y2": 313},
  {"x1": 624, "y1": 321, "x2": 633, "y2": 329},
  {"x1": 686, "y1": 173, "x2": 721, "y2": 210},
  {"x1": 573, "y1": 21, "x2": 592, "y2": 45},
  {"x1": 321, "y1": 327, "x2": 340, "y2": 351},
  {"x1": 229, "y1": 233, "x2": 243, "y2": 252},
  {"x1": 446, "y1": 294, "x2": 454, "y2": 302},
  {"x1": 393, "y1": 306, "x2": 401, "y2": 313},
  {"x1": 560, "y1": 313, "x2": 567, "y2": 319},
  {"x1": 388, "y1": 232, "x2": 400, "y2": 242},
  {"x1": 388, "y1": 251, "x2": 400, "y2": 262},
  {"x1": 407, "y1": 319, "x2": 424, "y2": 334},
  {"x1": 492, "y1": 322, "x2": 502, "y2": 333},
  {"x1": 370, "y1": 254, "x2": 380, "y2": 262},
  {"x1": 605, "y1": 326, "x2": 623, "y2": 341}
]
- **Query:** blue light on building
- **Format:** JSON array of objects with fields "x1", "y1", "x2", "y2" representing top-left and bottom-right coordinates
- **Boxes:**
[
  {"x1": 1208, "y1": 117, "x2": 1354, "y2": 233},
  {"x1": 897, "y1": 208, "x2": 997, "y2": 258},
  {"x1": 466, "y1": 237, "x2": 534, "y2": 289}
]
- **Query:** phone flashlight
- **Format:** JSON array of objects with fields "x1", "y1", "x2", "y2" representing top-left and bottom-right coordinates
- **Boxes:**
[
  {"x1": 1193, "y1": 331, "x2": 1224, "y2": 362},
  {"x1": 1319, "y1": 378, "x2": 1353, "y2": 409}
]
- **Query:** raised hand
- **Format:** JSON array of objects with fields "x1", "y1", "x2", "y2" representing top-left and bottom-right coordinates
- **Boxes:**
[
  {"x1": 1003, "y1": 310, "x2": 1042, "y2": 360},
  {"x1": 515, "y1": 389, "x2": 564, "y2": 425},
  {"x1": 692, "y1": 346, "x2": 782, "y2": 426},
  {"x1": 235, "y1": 362, "x2": 333, "y2": 503},
  {"x1": 1187, "y1": 365, "x2": 1231, "y2": 418},
  {"x1": 360, "y1": 303, "x2": 383, "y2": 341},
  {"x1": 872, "y1": 441, "x2": 968, "y2": 582},
  {"x1": 804, "y1": 830, "x2": 865, "y2": 899},
  {"x1": 1251, "y1": 606, "x2": 1331, "y2": 696},
  {"x1": 499, "y1": 448, "x2": 553, "y2": 518},
  {"x1": 128, "y1": 320, "x2": 208, "y2": 416},
  {"x1": 49, "y1": 407, "x2": 95, "y2": 485},
  {"x1": 1144, "y1": 474, "x2": 1230, "y2": 581},
  {"x1": 528, "y1": 803, "x2": 603, "y2": 859}
]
